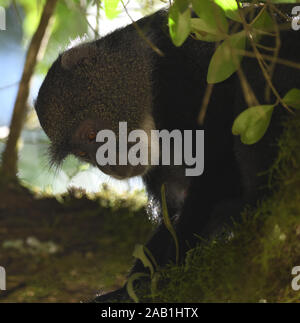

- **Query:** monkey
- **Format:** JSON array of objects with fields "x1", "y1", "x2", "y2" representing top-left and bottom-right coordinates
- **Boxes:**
[{"x1": 34, "y1": 4, "x2": 300, "y2": 302}]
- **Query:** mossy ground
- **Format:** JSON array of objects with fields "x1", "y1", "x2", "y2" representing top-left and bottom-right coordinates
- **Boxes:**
[
  {"x1": 151, "y1": 112, "x2": 300, "y2": 303},
  {"x1": 1, "y1": 114, "x2": 300, "y2": 303},
  {"x1": 0, "y1": 185, "x2": 153, "y2": 302}
]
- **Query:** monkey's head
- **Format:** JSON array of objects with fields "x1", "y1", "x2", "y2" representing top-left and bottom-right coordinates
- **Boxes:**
[{"x1": 35, "y1": 40, "x2": 158, "y2": 179}]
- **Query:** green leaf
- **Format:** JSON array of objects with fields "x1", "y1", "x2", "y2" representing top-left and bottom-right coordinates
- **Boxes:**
[
  {"x1": 191, "y1": 17, "x2": 226, "y2": 42},
  {"x1": 169, "y1": 2, "x2": 191, "y2": 47},
  {"x1": 104, "y1": 0, "x2": 120, "y2": 20},
  {"x1": 133, "y1": 244, "x2": 155, "y2": 278},
  {"x1": 175, "y1": 0, "x2": 191, "y2": 13},
  {"x1": 150, "y1": 272, "x2": 160, "y2": 298},
  {"x1": 252, "y1": 9, "x2": 274, "y2": 31},
  {"x1": 191, "y1": 17, "x2": 219, "y2": 34},
  {"x1": 126, "y1": 273, "x2": 149, "y2": 303},
  {"x1": 214, "y1": 0, "x2": 241, "y2": 22},
  {"x1": 232, "y1": 105, "x2": 274, "y2": 145},
  {"x1": 192, "y1": 0, "x2": 228, "y2": 34},
  {"x1": 207, "y1": 31, "x2": 246, "y2": 84},
  {"x1": 0, "y1": 0, "x2": 12, "y2": 8},
  {"x1": 283, "y1": 88, "x2": 300, "y2": 109}
]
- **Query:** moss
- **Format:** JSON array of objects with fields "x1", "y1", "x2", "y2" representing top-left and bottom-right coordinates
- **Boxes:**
[
  {"x1": 2, "y1": 113, "x2": 300, "y2": 303},
  {"x1": 0, "y1": 186, "x2": 153, "y2": 302},
  {"x1": 152, "y1": 112, "x2": 300, "y2": 303}
]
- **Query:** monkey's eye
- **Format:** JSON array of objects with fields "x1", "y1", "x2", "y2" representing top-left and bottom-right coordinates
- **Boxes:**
[{"x1": 88, "y1": 131, "x2": 97, "y2": 142}]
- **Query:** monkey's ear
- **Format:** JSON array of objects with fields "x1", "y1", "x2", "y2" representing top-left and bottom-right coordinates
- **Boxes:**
[{"x1": 61, "y1": 44, "x2": 98, "y2": 70}]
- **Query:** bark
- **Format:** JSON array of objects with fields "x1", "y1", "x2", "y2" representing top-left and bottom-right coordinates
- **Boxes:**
[{"x1": 1, "y1": 0, "x2": 58, "y2": 180}]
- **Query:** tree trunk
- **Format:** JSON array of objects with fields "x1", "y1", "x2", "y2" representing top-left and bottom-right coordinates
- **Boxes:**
[{"x1": 0, "y1": 0, "x2": 58, "y2": 181}]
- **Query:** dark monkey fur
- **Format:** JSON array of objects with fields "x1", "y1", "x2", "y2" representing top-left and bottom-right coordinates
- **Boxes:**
[{"x1": 35, "y1": 5, "x2": 300, "y2": 301}]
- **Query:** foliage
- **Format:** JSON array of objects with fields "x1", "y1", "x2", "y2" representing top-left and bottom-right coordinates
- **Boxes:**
[
  {"x1": 0, "y1": 185, "x2": 153, "y2": 302},
  {"x1": 207, "y1": 30, "x2": 245, "y2": 83},
  {"x1": 104, "y1": 0, "x2": 120, "y2": 19},
  {"x1": 232, "y1": 104, "x2": 274, "y2": 145},
  {"x1": 168, "y1": 0, "x2": 191, "y2": 47},
  {"x1": 168, "y1": 0, "x2": 300, "y2": 145},
  {"x1": 38, "y1": 0, "x2": 90, "y2": 74},
  {"x1": 125, "y1": 184, "x2": 180, "y2": 303}
]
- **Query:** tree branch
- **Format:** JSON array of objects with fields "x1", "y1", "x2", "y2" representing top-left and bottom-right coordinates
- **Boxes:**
[{"x1": 1, "y1": 0, "x2": 58, "y2": 181}]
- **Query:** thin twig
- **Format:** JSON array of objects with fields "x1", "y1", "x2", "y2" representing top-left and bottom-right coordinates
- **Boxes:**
[
  {"x1": 198, "y1": 83, "x2": 214, "y2": 125},
  {"x1": 255, "y1": 43, "x2": 277, "y2": 52},
  {"x1": 237, "y1": 49, "x2": 300, "y2": 71},
  {"x1": 264, "y1": 1, "x2": 281, "y2": 102},
  {"x1": 120, "y1": 0, "x2": 164, "y2": 56},
  {"x1": 0, "y1": 81, "x2": 20, "y2": 91},
  {"x1": 236, "y1": 1, "x2": 292, "y2": 113},
  {"x1": 95, "y1": 0, "x2": 101, "y2": 37}
]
